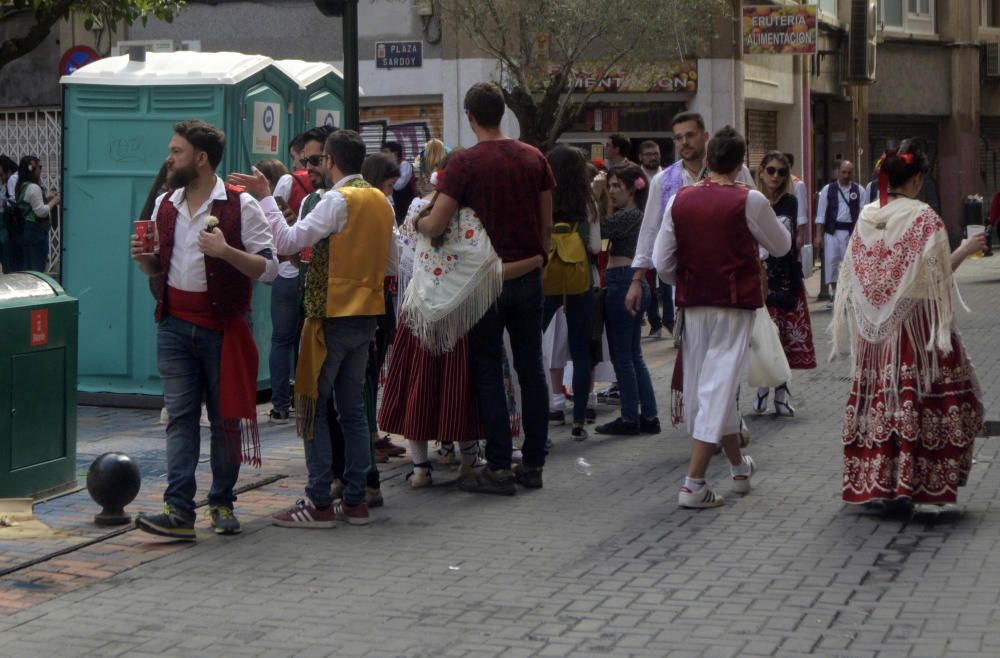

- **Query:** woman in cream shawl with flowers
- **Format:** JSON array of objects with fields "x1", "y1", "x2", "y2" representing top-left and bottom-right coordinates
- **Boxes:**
[{"x1": 832, "y1": 140, "x2": 987, "y2": 507}]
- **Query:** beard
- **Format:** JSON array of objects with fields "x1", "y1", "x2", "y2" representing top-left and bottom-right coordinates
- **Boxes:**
[
  {"x1": 308, "y1": 168, "x2": 327, "y2": 190},
  {"x1": 167, "y1": 163, "x2": 197, "y2": 189}
]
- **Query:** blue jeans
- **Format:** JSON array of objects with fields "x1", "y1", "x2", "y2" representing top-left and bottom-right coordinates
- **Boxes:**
[
  {"x1": 303, "y1": 316, "x2": 376, "y2": 507},
  {"x1": 269, "y1": 274, "x2": 303, "y2": 412},
  {"x1": 18, "y1": 221, "x2": 48, "y2": 272},
  {"x1": 645, "y1": 270, "x2": 675, "y2": 331},
  {"x1": 542, "y1": 289, "x2": 594, "y2": 424},
  {"x1": 604, "y1": 268, "x2": 658, "y2": 423},
  {"x1": 157, "y1": 316, "x2": 239, "y2": 518},
  {"x1": 469, "y1": 270, "x2": 549, "y2": 469}
]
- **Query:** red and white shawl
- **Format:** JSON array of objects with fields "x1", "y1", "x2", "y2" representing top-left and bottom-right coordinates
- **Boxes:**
[{"x1": 830, "y1": 198, "x2": 961, "y2": 411}]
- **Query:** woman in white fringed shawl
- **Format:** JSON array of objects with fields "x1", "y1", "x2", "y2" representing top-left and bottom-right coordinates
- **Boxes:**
[
  {"x1": 378, "y1": 154, "x2": 543, "y2": 488},
  {"x1": 831, "y1": 139, "x2": 988, "y2": 508}
]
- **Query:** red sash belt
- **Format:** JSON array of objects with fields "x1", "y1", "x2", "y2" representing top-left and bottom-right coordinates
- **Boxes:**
[{"x1": 166, "y1": 286, "x2": 261, "y2": 467}]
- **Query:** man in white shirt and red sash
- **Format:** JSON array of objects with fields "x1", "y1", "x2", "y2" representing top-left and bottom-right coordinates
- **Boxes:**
[
  {"x1": 131, "y1": 120, "x2": 278, "y2": 539},
  {"x1": 653, "y1": 126, "x2": 791, "y2": 508}
]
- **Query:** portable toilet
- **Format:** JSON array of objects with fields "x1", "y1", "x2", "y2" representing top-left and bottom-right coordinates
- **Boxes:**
[
  {"x1": 60, "y1": 50, "x2": 299, "y2": 399},
  {"x1": 274, "y1": 59, "x2": 346, "y2": 155}
]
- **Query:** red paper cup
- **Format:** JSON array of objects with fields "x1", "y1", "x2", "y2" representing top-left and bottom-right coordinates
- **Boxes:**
[{"x1": 134, "y1": 220, "x2": 154, "y2": 253}]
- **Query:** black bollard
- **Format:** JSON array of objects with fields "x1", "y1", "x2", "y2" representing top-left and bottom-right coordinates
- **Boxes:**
[{"x1": 86, "y1": 453, "x2": 142, "y2": 526}]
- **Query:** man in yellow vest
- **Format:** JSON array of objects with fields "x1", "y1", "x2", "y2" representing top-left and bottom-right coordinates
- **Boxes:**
[{"x1": 234, "y1": 129, "x2": 396, "y2": 527}]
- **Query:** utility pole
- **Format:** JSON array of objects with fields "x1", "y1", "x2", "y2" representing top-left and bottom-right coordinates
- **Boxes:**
[{"x1": 314, "y1": 0, "x2": 360, "y2": 131}]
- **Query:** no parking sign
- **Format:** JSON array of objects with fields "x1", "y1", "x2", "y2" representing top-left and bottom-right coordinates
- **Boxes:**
[
  {"x1": 253, "y1": 102, "x2": 280, "y2": 155},
  {"x1": 60, "y1": 46, "x2": 100, "y2": 76}
]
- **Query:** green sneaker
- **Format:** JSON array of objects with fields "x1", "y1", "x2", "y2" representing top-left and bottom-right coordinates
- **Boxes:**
[
  {"x1": 136, "y1": 504, "x2": 196, "y2": 541},
  {"x1": 208, "y1": 506, "x2": 242, "y2": 535}
]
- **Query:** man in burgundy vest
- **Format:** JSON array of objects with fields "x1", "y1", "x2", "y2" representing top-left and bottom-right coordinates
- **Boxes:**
[
  {"x1": 653, "y1": 126, "x2": 791, "y2": 509},
  {"x1": 130, "y1": 120, "x2": 277, "y2": 540}
]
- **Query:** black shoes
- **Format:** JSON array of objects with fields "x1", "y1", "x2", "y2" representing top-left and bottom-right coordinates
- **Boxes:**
[
  {"x1": 640, "y1": 416, "x2": 661, "y2": 434},
  {"x1": 595, "y1": 417, "x2": 640, "y2": 436},
  {"x1": 513, "y1": 463, "x2": 543, "y2": 489},
  {"x1": 458, "y1": 466, "x2": 516, "y2": 496}
]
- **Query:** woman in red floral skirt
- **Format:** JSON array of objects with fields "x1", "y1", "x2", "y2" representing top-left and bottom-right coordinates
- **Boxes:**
[
  {"x1": 831, "y1": 139, "x2": 987, "y2": 506},
  {"x1": 378, "y1": 164, "x2": 542, "y2": 488}
]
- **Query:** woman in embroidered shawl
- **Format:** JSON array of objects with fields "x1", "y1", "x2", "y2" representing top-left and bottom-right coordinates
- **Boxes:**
[
  {"x1": 754, "y1": 151, "x2": 816, "y2": 417},
  {"x1": 832, "y1": 139, "x2": 987, "y2": 506},
  {"x1": 378, "y1": 157, "x2": 543, "y2": 487}
]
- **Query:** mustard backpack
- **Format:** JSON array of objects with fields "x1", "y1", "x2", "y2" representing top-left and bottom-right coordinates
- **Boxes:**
[{"x1": 542, "y1": 221, "x2": 590, "y2": 296}]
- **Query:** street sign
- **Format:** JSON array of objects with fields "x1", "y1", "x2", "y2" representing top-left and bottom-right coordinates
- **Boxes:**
[
  {"x1": 59, "y1": 46, "x2": 100, "y2": 76},
  {"x1": 375, "y1": 41, "x2": 422, "y2": 69}
]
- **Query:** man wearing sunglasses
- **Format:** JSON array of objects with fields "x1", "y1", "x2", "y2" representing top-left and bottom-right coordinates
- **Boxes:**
[
  {"x1": 265, "y1": 127, "x2": 332, "y2": 426},
  {"x1": 814, "y1": 160, "x2": 866, "y2": 308}
]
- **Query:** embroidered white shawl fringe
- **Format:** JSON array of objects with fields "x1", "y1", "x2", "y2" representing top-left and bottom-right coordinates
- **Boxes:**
[
  {"x1": 402, "y1": 207, "x2": 503, "y2": 355},
  {"x1": 829, "y1": 199, "x2": 958, "y2": 416}
]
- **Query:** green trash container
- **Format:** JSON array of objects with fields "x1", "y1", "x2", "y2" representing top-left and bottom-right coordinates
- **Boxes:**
[{"x1": 0, "y1": 272, "x2": 78, "y2": 499}]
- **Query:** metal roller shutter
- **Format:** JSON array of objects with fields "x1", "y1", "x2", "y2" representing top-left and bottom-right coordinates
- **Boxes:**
[{"x1": 745, "y1": 109, "x2": 778, "y2": 177}]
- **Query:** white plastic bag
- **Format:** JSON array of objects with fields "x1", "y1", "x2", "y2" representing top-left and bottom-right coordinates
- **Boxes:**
[
  {"x1": 747, "y1": 307, "x2": 792, "y2": 388},
  {"x1": 800, "y1": 244, "x2": 814, "y2": 280}
]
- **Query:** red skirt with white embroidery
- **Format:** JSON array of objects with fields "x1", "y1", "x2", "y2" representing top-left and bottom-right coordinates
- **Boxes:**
[
  {"x1": 767, "y1": 286, "x2": 817, "y2": 369},
  {"x1": 377, "y1": 321, "x2": 480, "y2": 443},
  {"x1": 842, "y1": 331, "x2": 983, "y2": 504}
]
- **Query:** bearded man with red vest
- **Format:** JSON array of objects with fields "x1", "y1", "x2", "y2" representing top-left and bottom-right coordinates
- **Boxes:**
[
  {"x1": 236, "y1": 129, "x2": 395, "y2": 528},
  {"x1": 130, "y1": 120, "x2": 278, "y2": 540},
  {"x1": 653, "y1": 126, "x2": 790, "y2": 509}
]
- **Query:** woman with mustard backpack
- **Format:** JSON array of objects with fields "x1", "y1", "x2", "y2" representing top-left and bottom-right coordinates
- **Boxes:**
[{"x1": 542, "y1": 146, "x2": 601, "y2": 441}]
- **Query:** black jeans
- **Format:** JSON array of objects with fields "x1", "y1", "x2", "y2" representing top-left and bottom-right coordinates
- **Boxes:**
[
  {"x1": 469, "y1": 269, "x2": 549, "y2": 470},
  {"x1": 542, "y1": 289, "x2": 594, "y2": 424}
]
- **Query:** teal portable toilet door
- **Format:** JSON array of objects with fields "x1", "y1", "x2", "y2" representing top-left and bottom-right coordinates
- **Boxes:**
[
  {"x1": 241, "y1": 83, "x2": 287, "y2": 169},
  {"x1": 306, "y1": 89, "x2": 343, "y2": 131}
]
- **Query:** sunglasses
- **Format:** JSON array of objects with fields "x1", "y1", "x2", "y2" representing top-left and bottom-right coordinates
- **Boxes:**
[
  {"x1": 300, "y1": 155, "x2": 324, "y2": 167},
  {"x1": 765, "y1": 166, "x2": 788, "y2": 177}
]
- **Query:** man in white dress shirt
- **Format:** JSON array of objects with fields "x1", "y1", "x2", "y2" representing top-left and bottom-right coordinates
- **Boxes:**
[
  {"x1": 131, "y1": 120, "x2": 278, "y2": 540},
  {"x1": 814, "y1": 160, "x2": 866, "y2": 306}
]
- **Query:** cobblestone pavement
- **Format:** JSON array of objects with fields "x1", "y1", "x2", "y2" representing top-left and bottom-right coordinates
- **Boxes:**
[{"x1": 1, "y1": 258, "x2": 999, "y2": 657}]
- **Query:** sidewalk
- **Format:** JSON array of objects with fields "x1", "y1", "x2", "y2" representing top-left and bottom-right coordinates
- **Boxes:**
[{"x1": 0, "y1": 257, "x2": 998, "y2": 657}]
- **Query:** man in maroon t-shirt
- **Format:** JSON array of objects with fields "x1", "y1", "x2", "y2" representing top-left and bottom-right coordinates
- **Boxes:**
[{"x1": 420, "y1": 81, "x2": 555, "y2": 495}]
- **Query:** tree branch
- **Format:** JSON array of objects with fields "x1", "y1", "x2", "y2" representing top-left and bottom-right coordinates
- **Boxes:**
[{"x1": 0, "y1": 0, "x2": 74, "y2": 71}]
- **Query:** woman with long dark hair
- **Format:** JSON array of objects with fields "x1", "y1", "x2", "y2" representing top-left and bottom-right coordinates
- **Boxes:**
[
  {"x1": 14, "y1": 155, "x2": 59, "y2": 272},
  {"x1": 832, "y1": 139, "x2": 986, "y2": 507},
  {"x1": 543, "y1": 145, "x2": 599, "y2": 441},
  {"x1": 595, "y1": 163, "x2": 660, "y2": 435},
  {"x1": 753, "y1": 151, "x2": 816, "y2": 416}
]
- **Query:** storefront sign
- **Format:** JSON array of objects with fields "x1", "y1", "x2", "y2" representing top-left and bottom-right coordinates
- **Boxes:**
[
  {"x1": 550, "y1": 61, "x2": 697, "y2": 93},
  {"x1": 743, "y1": 4, "x2": 817, "y2": 55},
  {"x1": 375, "y1": 41, "x2": 423, "y2": 69}
]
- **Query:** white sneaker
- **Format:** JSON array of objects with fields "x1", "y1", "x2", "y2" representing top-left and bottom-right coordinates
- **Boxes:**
[
  {"x1": 731, "y1": 456, "x2": 756, "y2": 494},
  {"x1": 678, "y1": 484, "x2": 725, "y2": 508}
]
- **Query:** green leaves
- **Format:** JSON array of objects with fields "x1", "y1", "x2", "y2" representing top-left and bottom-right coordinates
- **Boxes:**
[
  {"x1": 441, "y1": 0, "x2": 729, "y2": 150},
  {"x1": 0, "y1": 0, "x2": 184, "y2": 73}
]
